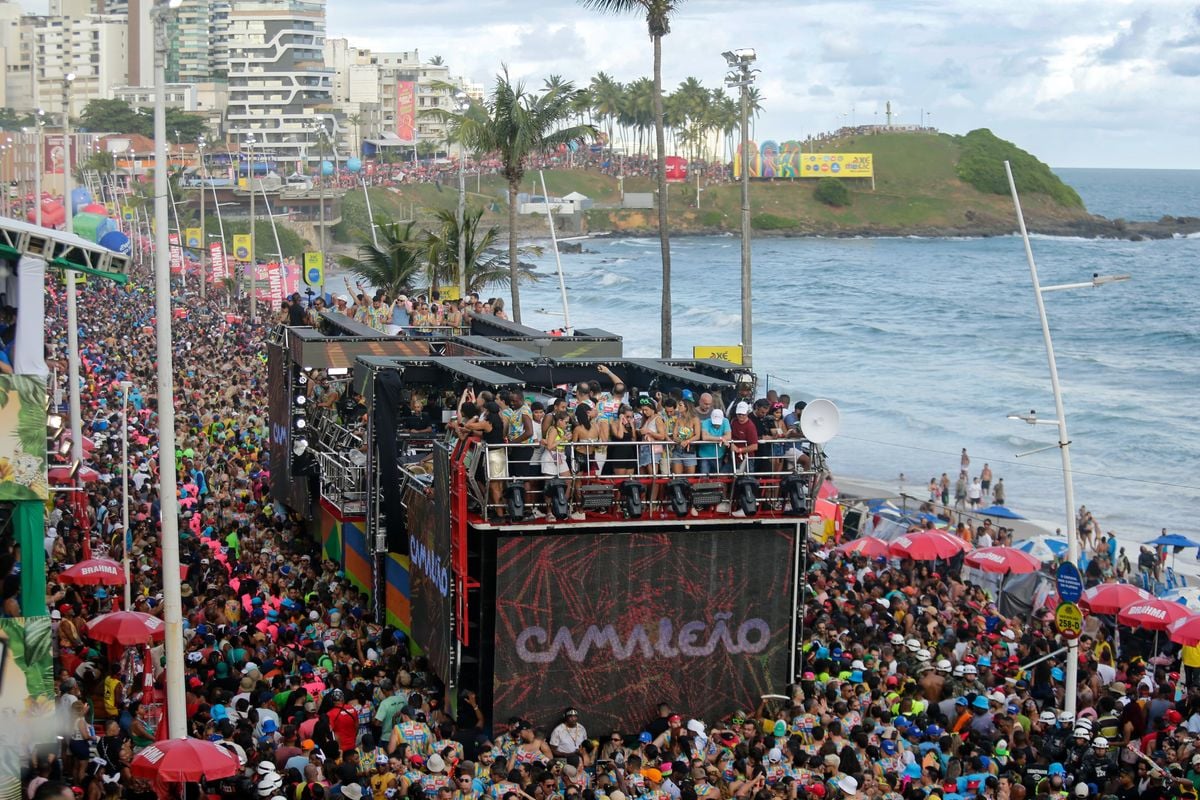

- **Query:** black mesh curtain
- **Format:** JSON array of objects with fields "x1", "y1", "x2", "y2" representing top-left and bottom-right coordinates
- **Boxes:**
[{"x1": 373, "y1": 370, "x2": 409, "y2": 555}]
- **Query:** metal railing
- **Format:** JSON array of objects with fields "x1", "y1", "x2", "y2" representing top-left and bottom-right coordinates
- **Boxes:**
[
  {"x1": 317, "y1": 449, "x2": 367, "y2": 515},
  {"x1": 465, "y1": 437, "x2": 824, "y2": 524}
]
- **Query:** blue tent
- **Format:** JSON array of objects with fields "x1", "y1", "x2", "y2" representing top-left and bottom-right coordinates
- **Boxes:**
[
  {"x1": 977, "y1": 504, "x2": 1026, "y2": 520},
  {"x1": 1146, "y1": 533, "x2": 1200, "y2": 548}
]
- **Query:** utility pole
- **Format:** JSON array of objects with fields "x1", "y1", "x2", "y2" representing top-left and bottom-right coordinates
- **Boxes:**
[
  {"x1": 724, "y1": 49, "x2": 758, "y2": 369},
  {"x1": 454, "y1": 92, "x2": 469, "y2": 301},
  {"x1": 197, "y1": 139, "x2": 206, "y2": 299},
  {"x1": 247, "y1": 136, "x2": 256, "y2": 321},
  {"x1": 62, "y1": 73, "x2": 83, "y2": 468}
]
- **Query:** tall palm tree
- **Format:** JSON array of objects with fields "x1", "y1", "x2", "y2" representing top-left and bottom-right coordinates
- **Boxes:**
[
  {"x1": 428, "y1": 55, "x2": 445, "y2": 66},
  {"x1": 580, "y1": 0, "x2": 683, "y2": 357},
  {"x1": 590, "y1": 72, "x2": 624, "y2": 157},
  {"x1": 439, "y1": 68, "x2": 597, "y2": 323},
  {"x1": 347, "y1": 113, "x2": 364, "y2": 156},
  {"x1": 421, "y1": 206, "x2": 539, "y2": 295},
  {"x1": 337, "y1": 220, "x2": 423, "y2": 298}
]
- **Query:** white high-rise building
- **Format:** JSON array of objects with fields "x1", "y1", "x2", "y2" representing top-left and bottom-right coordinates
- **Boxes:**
[
  {"x1": 226, "y1": 0, "x2": 333, "y2": 167},
  {"x1": 28, "y1": 12, "x2": 129, "y2": 113}
]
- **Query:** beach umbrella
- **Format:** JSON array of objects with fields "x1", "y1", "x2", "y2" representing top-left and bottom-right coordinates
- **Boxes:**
[
  {"x1": 1015, "y1": 535, "x2": 1070, "y2": 563},
  {"x1": 130, "y1": 738, "x2": 240, "y2": 783},
  {"x1": 1145, "y1": 533, "x2": 1200, "y2": 548},
  {"x1": 1116, "y1": 598, "x2": 1191, "y2": 632},
  {"x1": 965, "y1": 546, "x2": 1043, "y2": 575},
  {"x1": 1160, "y1": 586, "x2": 1200, "y2": 609},
  {"x1": 84, "y1": 611, "x2": 165, "y2": 646},
  {"x1": 888, "y1": 530, "x2": 968, "y2": 561},
  {"x1": 1080, "y1": 583, "x2": 1153, "y2": 615},
  {"x1": 48, "y1": 464, "x2": 101, "y2": 484},
  {"x1": 977, "y1": 504, "x2": 1026, "y2": 520},
  {"x1": 59, "y1": 558, "x2": 125, "y2": 586},
  {"x1": 835, "y1": 536, "x2": 890, "y2": 558},
  {"x1": 1168, "y1": 614, "x2": 1200, "y2": 647}
]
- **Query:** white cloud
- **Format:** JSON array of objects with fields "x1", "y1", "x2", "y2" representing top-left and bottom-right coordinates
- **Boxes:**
[{"x1": 327, "y1": 0, "x2": 1200, "y2": 167}]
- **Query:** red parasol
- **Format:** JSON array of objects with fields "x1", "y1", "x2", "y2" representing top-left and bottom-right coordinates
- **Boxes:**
[
  {"x1": 964, "y1": 546, "x2": 1043, "y2": 575},
  {"x1": 1080, "y1": 583, "x2": 1153, "y2": 615},
  {"x1": 1168, "y1": 613, "x2": 1200, "y2": 646},
  {"x1": 130, "y1": 737, "x2": 240, "y2": 782},
  {"x1": 888, "y1": 530, "x2": 969, "y2": 561},
  {"x1": 49, "y1": 464, "x2": 101, "y2": 484},
  {"x1": 59, "y1": 558, "x2": 126, "y2": 586},
  {"x1": 84, "y1": 611, "x2": 165, "y2": 646},
  {"x1": 1117, "y1": 598, "x2": 1192, "y2": 632},
  {"x1": 834, "y1": 536, "x2": 891, "y2": 558}
]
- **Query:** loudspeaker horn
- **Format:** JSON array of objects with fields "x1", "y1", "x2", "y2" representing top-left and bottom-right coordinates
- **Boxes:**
[{"x1": 799, "y1": 398, "x2": 841, "y2": 444}]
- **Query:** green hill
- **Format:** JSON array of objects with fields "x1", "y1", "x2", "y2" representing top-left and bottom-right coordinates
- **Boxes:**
[{"x1": 332, "y1": 131, "x2": 1096, "y2": 241}]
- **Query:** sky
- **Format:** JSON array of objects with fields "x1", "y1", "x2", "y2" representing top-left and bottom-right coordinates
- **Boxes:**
[{"x1": 326, "y1": 0, "x2": 1200, "y2": 169}]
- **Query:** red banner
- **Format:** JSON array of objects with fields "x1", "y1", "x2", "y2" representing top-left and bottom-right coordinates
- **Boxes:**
[
  {"x1": 44, "y1": 135, "x2": 67, "y2": 175},
  {"x1": 665, "y1": 155, "x2": 688, "y2": 183},
  {"x1": 209, "y1": 242, "x2": 228, "y2": 282},
  {"x1": 168, "y1": 233, "x2": 183, "y2": 274},
  {"x1": 396, "y1": 81, "x2": 416, "y2": 141},
  {"x1": 267, "y1": 262, "x2": 284, "y2": 310}
]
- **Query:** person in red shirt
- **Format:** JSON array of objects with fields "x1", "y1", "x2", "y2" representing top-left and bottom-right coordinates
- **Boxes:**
[
  {"x1": 326, "y1": 689, "x2": 359, "y2": 753},
  {"x1": 729, "y1": 402, "x2": 759, "y2": 474}
]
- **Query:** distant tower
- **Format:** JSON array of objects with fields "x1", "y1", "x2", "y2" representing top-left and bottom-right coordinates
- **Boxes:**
[{"x1": 885, "y1": 101, "x2": 893, "y2": 127}]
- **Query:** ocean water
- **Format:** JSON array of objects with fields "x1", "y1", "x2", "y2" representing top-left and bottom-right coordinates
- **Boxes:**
[{"x1": 508, "y1": 169, "x2": 1200, "y2": 535}]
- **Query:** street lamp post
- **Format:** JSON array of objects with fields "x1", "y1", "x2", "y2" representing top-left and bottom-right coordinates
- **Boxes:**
[
  {"x1": 34, "y1": 110, "x2": 44, "y2": 227},
  {"x1": 1004, "y1": 159, "x2": 1129, "y2": 719},
  {"x1": 119, "y1": 380, "x2": 132, "y2": 609},
  {"x1": 152, "y1": 0, "x2": 186, "y2": 740},
  {"x1": 62, "y1": 73, "x2": 84, "y2": 470},
  {"x1": 724, "y1": 49, "x2": 758, "y2": 370},
  {"x1": 454, "y1": 91, "x2": 469, "y2": 301},
  {"x1": 246, "y1": 136, "x2": 257, "y2": 321},
  {"x1": 197, "y1": 138, "x2": 207, "y2": 299}
]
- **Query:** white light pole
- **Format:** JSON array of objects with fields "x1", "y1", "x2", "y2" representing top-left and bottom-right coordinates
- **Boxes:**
[
  {"x1": 34, "y1": 110, "x2": 44, "y2": 227},
  {"x1": 1004, "y1": 159, "x2": 1129, "y2": 719},
  {"x1": 723, "y1": 48, "x2": 758, "y2": 369},
  {"x1": 153, "y1": 0, "x2": 186, "y2": 740},
  {"x1": 454, "y1": 92, "x2": 468, "y2": 301},
  {"x1": 246, "y1": 135, "x2": 257, "y2": 321},
  {"x1": 61, "y1": 73, "x2": 85, "y2": 473},
  {"x1": 119, "y1": 380, "x2": 132, "y2": 610}
]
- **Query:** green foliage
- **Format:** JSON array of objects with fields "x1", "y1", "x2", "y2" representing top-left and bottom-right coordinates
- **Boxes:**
[
  {"x1": 419, "y1": 206, "x2": 539, "y2": 293},
  {"x1": 813, "y1": 177, "x2": 851, "y2": 207},
  {"x1": 751, "y1": 212, "x2": 801, "y2": 230},
  {"x1": 337, "y1": 221, "x2": 424, "y2": 298},
  {"x1": 698, "y1": 210, "x2": 724, "y2": 226},
  {"x1": 334, "y1": 187, "x2": 409, "y2": 244},
  {"x1": 0, "y1": 107, "x2": 35, "y2": 130},
  {"x1": 77, "y1": 98, "x2": 207, "y2": 141},
  {"x1": 201, "y1": 216, "x2": 309, "y2": 261},
  {"x1": 955, "y1": 128, "x2": 1083, "y2": 208}
]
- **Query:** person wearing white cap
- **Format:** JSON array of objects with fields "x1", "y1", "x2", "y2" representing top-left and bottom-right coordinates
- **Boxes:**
[
  {"x1": 698, "y1": 408, "x2": 732, "y2": 476},
  {"x1": 836, "y1": 775, "x2": 859, "y2": 797},
  {"x1": 728, "y1": 402, "x2": 758, "y2": 494}
]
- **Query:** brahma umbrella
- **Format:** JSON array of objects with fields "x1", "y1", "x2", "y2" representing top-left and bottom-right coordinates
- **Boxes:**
[
  {"x1": 48, "y1": 464, "x2": 101, "y2": 484},
  {"x1": 965, "y1": 546, "x2": 1042, "y2": 575},
  {"x1": 130, "y1": 737, "x2": 240, "y2": 783},
  {"x1": 1116, "y1": 598, "x2": 1191, "y2": 632},
  {"x1": 1080, "y1": 583, "x2": 1153, "y2": 615},
  {"x1": 888, "y1": 530, "x2": 969, "y2": 561},
  {"x1": 834, "y1": 536, "x2": 890, "y2": 558},
  {"x1": 1168, "y1": 614, "x2": 1200, "y2": 647},
  {"x1": 59, "y1": 558, "x2": 125, "y2": 586},
  {"x1": 85, "y1": 611, "x2": 165, "y2": 646}
]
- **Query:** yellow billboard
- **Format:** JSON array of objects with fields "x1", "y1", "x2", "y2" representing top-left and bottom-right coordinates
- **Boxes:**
[
  {"x1": 693, "y1": 345, "x2": 743, "y2": 365},
  {"x1": 799, "y1": 152, "x2": 873, "y2": 178},
  {"x1": 185, "y1": 227, "x2": 203, "y2": 249},
  {"x1": 232, "y1": 234, "x2": 252, "y2": 262}
]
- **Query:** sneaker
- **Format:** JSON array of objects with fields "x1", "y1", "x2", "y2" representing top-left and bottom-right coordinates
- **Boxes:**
[
  {"x1": 731, "y1": 508, "x2": 746, "y2": 518},
  {"x1": 530, "y1": 509, "x2": 546, "y2": 519},
  {"x1": 569, "y1": 511, "x2": 586, "y2": 521},
  {"x1": 716, "y1": 502, "x2": 730, "y2": 513}
]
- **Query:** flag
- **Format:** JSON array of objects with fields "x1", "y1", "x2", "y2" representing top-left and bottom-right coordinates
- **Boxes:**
[
  {"x1": 209, "y1": 241, "x2": 228, "y2": 281},
  {"x1": 168, "y1": 233, "x2": 183, "y2": 274}
]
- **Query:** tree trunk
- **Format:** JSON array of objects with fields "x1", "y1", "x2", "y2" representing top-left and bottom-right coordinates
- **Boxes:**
[
  {"x1": 507, "y1": 179, "x2": 522, "y2": 323},
  {"x1": 653, "y1": 34, "x2": 672, "y2": 358}
]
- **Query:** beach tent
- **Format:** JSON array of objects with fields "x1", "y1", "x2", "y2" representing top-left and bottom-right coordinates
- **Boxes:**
[{"x1": 977, "y1": 504, "x2": 1025, "y2": 520}]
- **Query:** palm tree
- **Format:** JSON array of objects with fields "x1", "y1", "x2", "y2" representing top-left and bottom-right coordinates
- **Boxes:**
[
  {"x1": 580, "y1": 0, "x2": 684, "y2": 357},
  {"x1": 428, "y1": 55, "x2": 445, "y2": 66},
  {"x1": 337, "y1": 220, "x2": 423, "y2": 298},
  {"x1": 347, "y1": 113, "x2": 364, "y2": 156},
  {"x1": 590, "y1": 72, "x2": 624, "y2": 157},
  {"x1": 421, "y1": 207, "x2": 539, "y2": 295},
  {"x1": 439, "y1": 68, "x2": 597, "y2": 323}
]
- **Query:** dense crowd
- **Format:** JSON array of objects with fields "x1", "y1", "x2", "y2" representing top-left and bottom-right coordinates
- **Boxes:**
[{"x1": 19, "y1": 271, "x2": 1200, "y2": 800}]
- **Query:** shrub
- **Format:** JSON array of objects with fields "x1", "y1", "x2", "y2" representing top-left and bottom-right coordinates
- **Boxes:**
[
  {"x1": 698, "y1": 210, "x2": 724, "y2": 227},
  {"x1": 813, "y1": 178, "x2": 850, "y2": 207},
  {"x1": 750, "y1": 213, "x2": 799, "y2": 230},
  {"x1": 955, "y1": 128, "x2": 1084, "y2": 208}
]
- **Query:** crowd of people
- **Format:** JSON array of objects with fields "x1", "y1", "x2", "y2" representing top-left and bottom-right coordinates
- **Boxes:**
[{"x1": 18, "y1": 271, "x2": 1200, "y2": 800}]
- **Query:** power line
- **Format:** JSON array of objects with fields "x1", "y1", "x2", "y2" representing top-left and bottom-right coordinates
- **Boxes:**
[{"x1": 836, "y1": 434, "x2": 1200, "y2": 493}]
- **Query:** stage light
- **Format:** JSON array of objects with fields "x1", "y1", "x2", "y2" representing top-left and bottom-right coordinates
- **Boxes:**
[
  {"x1": 781, "y1": 474, "x2": 812, "y2": 515},
  {"x1": 504, "y1": 484, "x2": 526, "y2": 521},
  {"x1": 47, "y1": 413, "x2": 64, "y2": 434},
  {"x1": 619, "y1": 480, "x2": 644, "y2": 519},
  {"x1": 297, "y1": 374, "x2": 308, "y2": 385},
  {"x1": 544, "y1": 479, "x2": 569, "y2": 520},
  {"x1": 733, "y1": 476, "x2": 760, "y2": 516},
  {"x1": 294, "y1": 394, "x2": 306, "y2": 406},
  {"x1": 295, "y1": 417, "x2": 306, "y2": 429},
  {"x1": 57, "y1": 438, "x2": 71, "y2": 456},
  {"x1": 666, "y1": 477, "x2": 690, "y2": 517},
  {"x1": 579, "y1": 484, "x2": 615, "y2": 512},
  {"x1": 690, "y1": 482, "x2": 726, "y2": 510}
]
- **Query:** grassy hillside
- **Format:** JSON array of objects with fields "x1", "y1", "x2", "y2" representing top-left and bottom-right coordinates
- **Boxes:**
[{"x1": 331, "y1": 131, "x2": 1094, "y2": 241}]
